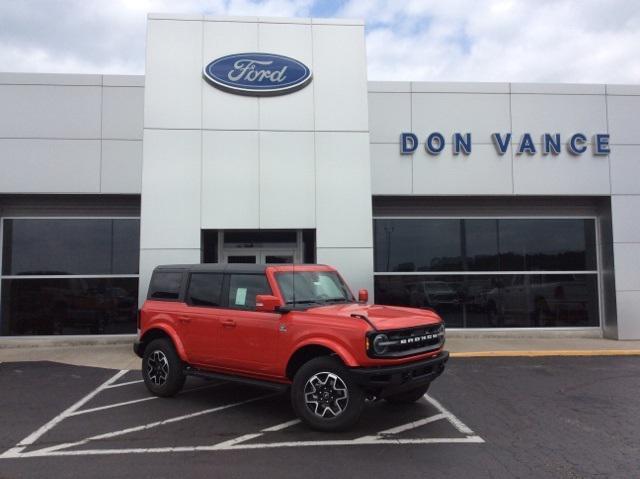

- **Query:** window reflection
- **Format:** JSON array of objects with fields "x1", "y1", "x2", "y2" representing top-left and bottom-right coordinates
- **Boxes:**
[
  {"x1": 2, "y1": 219, "x2": 140, "y2": 276},
  {"x1": 0, "y1": 278, "x2": 138, "y2": 335},
  {"x1": 374, "y1": 218, "x2": 596, "y2": 273},
  {"x1": 374, "y1": 219, "x2": 462, "y2": 272},
  {"x1": 375, "y1": 274, "x2": 599, "y2": 328}
]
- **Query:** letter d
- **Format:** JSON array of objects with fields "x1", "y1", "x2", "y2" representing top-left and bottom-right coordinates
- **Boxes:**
[{"x1": 400, "y1": 133, "x2": 418, "y2": 155}]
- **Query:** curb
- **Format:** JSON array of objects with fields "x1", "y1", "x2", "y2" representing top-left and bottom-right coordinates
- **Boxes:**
[{"x1": 450, "y1": 350, "x2": 640, "y2": 357}]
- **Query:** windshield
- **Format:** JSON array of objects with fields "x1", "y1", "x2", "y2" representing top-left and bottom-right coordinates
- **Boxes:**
[{"x1": 275, "y1": 271, "x2": 354, "y2": 306}]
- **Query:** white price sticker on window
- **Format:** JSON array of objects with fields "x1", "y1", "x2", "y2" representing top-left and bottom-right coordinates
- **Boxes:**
[{"x1": 235, "y1": 287, "x2": 247, "y2": 305}]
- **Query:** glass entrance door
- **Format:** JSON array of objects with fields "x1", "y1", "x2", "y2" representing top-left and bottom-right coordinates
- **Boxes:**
[
  {"x1": 260, "y1": 250, "x2": 296, "y2": 264},
  {"x1": 223, "y1": 249, "x2": 296, "y2": 264}
]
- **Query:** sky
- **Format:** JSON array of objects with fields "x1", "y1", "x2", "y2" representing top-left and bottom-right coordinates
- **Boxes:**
[{"x1": 0, "y1": 0, "x2": 639, "y2": 83}]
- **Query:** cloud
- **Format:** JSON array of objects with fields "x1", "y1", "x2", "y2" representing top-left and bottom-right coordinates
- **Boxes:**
[
  {"x1": 0, "y1": 0, "x2": 638, "y2": 83},
  {"x1": 341, "y1": 0, "x2": 640, "y2": 83}
]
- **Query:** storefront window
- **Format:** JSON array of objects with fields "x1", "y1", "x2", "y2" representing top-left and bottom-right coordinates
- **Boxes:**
[
  {"x1": 373, "y1": 218, "x2": 599, "y2": 328},
  {"x1": 1, "y1": 218, "x2": 140, "y2": 335},
  {"x1": 374, "y1": 218, "x2": 596, "y2": 273},
  {"x1": 2, "y1": 219, "x2": 139, "y2": 275},
  {"x1": 0, "y1": 278, "x2": 138, "y2": 335}
]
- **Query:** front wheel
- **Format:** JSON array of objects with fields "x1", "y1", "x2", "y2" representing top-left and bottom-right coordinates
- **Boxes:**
[
  {"x1": 291, "y1": 356, "x2": 364, "y2": 432},
  {"x1": 142, "y1": 338, "x2": 185, "y2": 397},
  {"x1": 385, "y1": 384, "x2": 430, "y2": 404}
]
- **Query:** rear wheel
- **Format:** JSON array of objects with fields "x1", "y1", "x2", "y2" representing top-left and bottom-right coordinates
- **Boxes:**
[
  {"x1": 142, "y1": 338, "x2": 185, "y2": 397},
  {"x1": 385, "y1": 384, "x2": 430, "y2": 404},
  {"x1": 291, "y1": 356, "x2": 364, "y2": 431}
]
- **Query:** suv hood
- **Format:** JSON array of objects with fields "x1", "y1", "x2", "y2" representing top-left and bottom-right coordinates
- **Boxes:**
[{"x1": 306, "y1": 303, "x2": 442, "y2": 331}]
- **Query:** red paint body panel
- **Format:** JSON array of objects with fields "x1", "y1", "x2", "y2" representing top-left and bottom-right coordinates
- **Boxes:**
[{"x1": 139, "y1": 264, "x2": 445, "y2": 384}]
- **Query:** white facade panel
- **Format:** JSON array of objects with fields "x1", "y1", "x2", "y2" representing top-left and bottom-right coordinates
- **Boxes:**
[
  {"x1": 609, "y1": 145, "x2": 640, "y2": 194},
  {"x1": 201, "y1": 130, "x2": 260, "y2": 229},
  {"x1": 0, "y1": 72, "x2": 101, "y2": 86},
  {"x1": 140, "y1": 129, "x2": 201, "y2": 249},
  {"x1": 510, "y1": 83, "x2": 605, "y2": 95},
  {"x1": 611, "y1": 195, "x2": 640, "y2": 243},
  {"x1": 202, "y1": 21, "x2": 259, "y2": 131},
  {"x1": 259, "y1": 131, "x2": 315, "y2": 228},
  {"x1": 413, "y1": 144, "x2": 513, "y2": 195},
  {"x1": 0, "y1": 84, "x2": 101, "y2": 139},
  {"x1": 312, "y1": 24, "x2": 368, "y2": 132},
  {"x1": 258, "y1": 23, "x2": 314, "y2": 131},
  {"x1": 316, "y1": 247, "x2": 374, "y2": 301},
  {"x1": 368, "y1": 92, "x2": 411, "y2": 143},
  {"x1": 368, "y1": 81, "x2": 410, "y2": 93},
  {"x1": 612, "y1": 243, "x2": 640, "y2": 292},
  {"x1": 607, "y1": 95, "x2": 640, "y2": 145},
  {"x1": 512, "y1": 150, "x2": 611, "y2": 195},
  {"x1": 370, "y1": 143, "x2": 412, "y2": 195},
  {"x1": 101, "y1": 140, "x2": 143, "y2": 194},
  {"x1": 102, "y1": 86, "x2": 144, "y2": 140},
  {"x1": 411, "y1": 82, "x2": 509, "y2": 94},
  {"x1": 144, "y1": 20, "x2": 203, "y2": 129},
  {"x1": 315, "y1": 132, "x2": 372, "y2": 248},
  {"x1": 511, "y1": 94, "x2": 607, "y2": 140},
  {"x1": 411, "y1": 93, "x2": 511, "y2": 141},
  {"x1": 0, "y1": 139, "x2": 100, "y2": 193},
  {"x1": 616, "y1": 291, "x2": 640, "y2": 339}
]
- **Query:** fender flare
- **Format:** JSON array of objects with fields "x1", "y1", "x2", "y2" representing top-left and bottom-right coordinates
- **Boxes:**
[
  {"x1": 293, "y1": 338, "x2": 359, "y2": 368},
  {"x1": 141, "y1": 324, "x2": 188, "y2": 363}
]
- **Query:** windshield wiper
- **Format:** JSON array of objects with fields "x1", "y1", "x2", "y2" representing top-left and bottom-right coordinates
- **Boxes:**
[
  {"x1": 322, "y1": 298, "x2": 351, "y2": 303},
  {"x1": 285, "y1": 299, "x2": 322, "y2": 305}
]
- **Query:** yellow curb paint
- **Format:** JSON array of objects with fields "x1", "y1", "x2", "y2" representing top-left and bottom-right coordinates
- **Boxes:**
[{"x1": 450, "y1": 350, "x2": 640, "y2": 358}]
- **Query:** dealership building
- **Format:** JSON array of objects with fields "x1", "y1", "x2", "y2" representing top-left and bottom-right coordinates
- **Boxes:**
[{"x1": 1, "y1": 14, "x2": 639, "y2": 339}]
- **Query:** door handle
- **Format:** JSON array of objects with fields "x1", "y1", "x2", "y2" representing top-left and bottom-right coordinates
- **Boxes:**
[{"x1": 221, "y1": 319, "x2": 236, "y2": 328}]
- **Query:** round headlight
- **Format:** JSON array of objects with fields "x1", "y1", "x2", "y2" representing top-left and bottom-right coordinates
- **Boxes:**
[{"x1": 372, "y1": 333, "x2": 389, "y2": 355}]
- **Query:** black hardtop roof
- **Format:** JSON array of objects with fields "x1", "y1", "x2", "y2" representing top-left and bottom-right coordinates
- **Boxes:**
[{"x1": 153, "y1": 263, "x2": 328, "y2": 275}]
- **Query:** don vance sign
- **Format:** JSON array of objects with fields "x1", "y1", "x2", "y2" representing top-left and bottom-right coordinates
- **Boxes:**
[{"x1": 400, "y1": 132, "x2": 611, "y2": 156}]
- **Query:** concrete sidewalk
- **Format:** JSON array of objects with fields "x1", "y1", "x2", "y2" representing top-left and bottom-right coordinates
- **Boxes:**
[{"x1": 1, "y1": 336, "x2": 640, "y2": 370}]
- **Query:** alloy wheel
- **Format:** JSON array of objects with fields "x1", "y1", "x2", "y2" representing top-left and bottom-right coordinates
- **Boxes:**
[
  {"x1": 147, "y1": 350, "x2": 169, "y2": 386},
  {"x1": 304, "y1": 371, "x2": 349, "y2": 418}
]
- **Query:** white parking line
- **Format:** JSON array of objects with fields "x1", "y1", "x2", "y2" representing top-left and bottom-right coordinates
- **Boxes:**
[
  {"x1": 373, "y1": 412, "x2": 447, "y2": 436},
  {"x1": 2, "y1": 381, "x2": 484, "y2": 459},
  {"x1": 0, "y1": 369, "x2": 128, "y2": 459},
  {"x1": 424, "y1": 394, "x2": 474, "y2": 435},
  {"x1": 261, "y1": 419, "x2": 301, "y2": 432},
  {"x1": 68, "y1": 396, "x2": 158, "y2": 416},
  {"x1": 104, "y1": 380, "x2": 144, "y2": 389},
  {"x1": 26, "y1": 393, "x2": 277, "y2": 455},
  {"x1": 15, "y1": 436, "x2": 485, "y2": 457},
  {"x1": 69, "y1": 382, "x2": 226, "y2": 416}
]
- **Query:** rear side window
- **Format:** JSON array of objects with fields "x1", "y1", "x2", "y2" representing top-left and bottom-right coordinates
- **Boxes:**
[
  {"x1": 148, "y1": 271, "x2": 183, "y2": 300},
  {"x1": 187, "y1": 273, "x2": 224, "y2": 307},
  {"x1": 228, "y1": 274, "x2": 271, "y2": 310}
]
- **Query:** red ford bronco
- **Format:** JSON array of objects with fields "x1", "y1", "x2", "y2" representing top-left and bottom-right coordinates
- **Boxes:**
[{"x1": 134, "y1": 264, "x2": 448, "y2": 431}]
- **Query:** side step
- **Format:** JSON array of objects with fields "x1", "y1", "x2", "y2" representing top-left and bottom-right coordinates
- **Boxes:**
[{"x1": 184, "y1": 366, "x2": 290, "y2": 393}]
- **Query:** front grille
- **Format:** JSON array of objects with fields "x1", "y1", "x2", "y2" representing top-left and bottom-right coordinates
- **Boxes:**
[{"x1": 384, "y1": 324, "x2": 444, "y2": 356}]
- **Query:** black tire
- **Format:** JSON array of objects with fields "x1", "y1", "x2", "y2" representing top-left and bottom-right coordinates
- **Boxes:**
[
  {"x1": 385, "y1": 384, "x2": 430, "y2": 404},
  {"x1": 291, "y1": 356, "x2": 364, "y2": 432},
  {"x1": 142, "y1": 338, "x2": 186, "y2": 397}
]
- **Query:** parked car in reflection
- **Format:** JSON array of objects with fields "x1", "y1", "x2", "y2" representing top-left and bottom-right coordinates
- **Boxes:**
[
  {"x1": 483, "y1": 275, "x2": 590, "y2": 327},
  {"x1": 406, "y1": 280, "x2": 461, "y2": 309}
]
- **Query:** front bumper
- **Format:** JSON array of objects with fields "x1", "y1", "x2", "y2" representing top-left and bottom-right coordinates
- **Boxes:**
[{"x1": 349, "y1": 351, "x2": 449, "y2": 397}]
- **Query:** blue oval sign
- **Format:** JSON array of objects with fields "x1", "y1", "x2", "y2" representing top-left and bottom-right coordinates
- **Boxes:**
[{"x1": 203, "y1": 53, "x2": 312, "y2": 96}]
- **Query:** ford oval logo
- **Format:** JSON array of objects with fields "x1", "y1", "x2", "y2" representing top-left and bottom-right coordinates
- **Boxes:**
[{"x1": 203, "y1": 53, "x2": 312, "y2": 96}]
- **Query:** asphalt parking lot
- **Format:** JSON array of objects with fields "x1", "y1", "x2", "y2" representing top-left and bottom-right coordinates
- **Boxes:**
[{"x1": 1, "y1": 356, "x2": 639, "y2": 478}]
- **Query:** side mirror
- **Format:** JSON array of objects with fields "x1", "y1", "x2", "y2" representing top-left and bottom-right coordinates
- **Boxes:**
[
  {"x1": 256, "y1": 294, "x2": 282, "y2": 313},
  {"x1": 358, "y1": 289, "x2": 369, "y2": 303}
]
